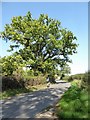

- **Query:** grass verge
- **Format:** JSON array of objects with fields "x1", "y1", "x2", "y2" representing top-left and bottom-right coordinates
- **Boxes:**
[
  {"x1": 56, "y1": 82, "x2": 88, "y2": 119},
  {"x1": 0, "y1": 84, "x2": 47, "y2": 100}
]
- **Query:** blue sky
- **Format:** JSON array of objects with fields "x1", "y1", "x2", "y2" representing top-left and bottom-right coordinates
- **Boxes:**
[{"x1": 0, "y1": 2, "x2": 88, "y2": 75}]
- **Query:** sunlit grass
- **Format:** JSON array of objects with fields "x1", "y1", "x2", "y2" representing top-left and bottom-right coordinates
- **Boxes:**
[
  {"x1": 56, "y1": 84, "x2": 88, "y2": 119},
  {"x1": 31, "y1": 84, "x2": 47, "y2": 90}
]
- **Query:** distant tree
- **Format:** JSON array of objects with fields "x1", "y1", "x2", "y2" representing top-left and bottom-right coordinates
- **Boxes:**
[
  {"x1": 56, "y1": 64, "x2": 71, "y2": 79},
  {"x1": 1, "y1": 11, "x2": 78, "y2": 79}
]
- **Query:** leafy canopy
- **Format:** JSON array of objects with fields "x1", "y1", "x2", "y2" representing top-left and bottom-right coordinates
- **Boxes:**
[{"x1": 1, "y1": 11, "x2": 78, "y2": 75}]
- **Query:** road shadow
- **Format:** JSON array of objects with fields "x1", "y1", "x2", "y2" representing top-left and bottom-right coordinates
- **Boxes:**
[{"x1": 1, "y1": 84, "x2": 70, "y2": 118}]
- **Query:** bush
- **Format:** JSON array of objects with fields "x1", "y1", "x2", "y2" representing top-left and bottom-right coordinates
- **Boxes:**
[
  {"x1": 2, "y1": 76, "x2": 25, "y2": 91},
  {"x1": 13, "y1": 68, "x2": 25, "y2": 81},
  {"x1": 62, "y1": 76, "x2": 70, "y2": 81},
  {"x1": 26, "y1": 70, "x2": 34, "y2": 76},
  {"x1": 23, "y1": 75, "x2": 47, "y2": 87},
  {"x1": 81, "y1": 71, "x2": 88, "y2": 89},
  {"x1": 71, "y1": 74, "x2": 84, "y2": 80},
  {"x1": 68, "y1": 76, "x2": 73, "y2": 82},
  {"x1": 2, "y1": 73, "x2": 47, "y2": 91}
]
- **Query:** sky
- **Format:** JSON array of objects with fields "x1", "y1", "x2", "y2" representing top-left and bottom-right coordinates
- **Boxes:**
[{"x1": 0, "y1": 2, "x2": 88, "y2": 75}]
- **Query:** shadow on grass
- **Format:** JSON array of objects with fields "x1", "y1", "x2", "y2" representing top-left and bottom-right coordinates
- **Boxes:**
[
  {"x1": 0, "y1": 87, "x2": 35, "y2": 100},
  {"x1": 1, "y1": 75, "x2": 39, "y2": 99}
]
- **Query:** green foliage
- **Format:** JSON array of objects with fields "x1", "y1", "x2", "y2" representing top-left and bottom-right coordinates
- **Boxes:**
[
  {"x1": 23, "y1": 75, "x2": 46, "y2": 86},
  {"x1": 56, "y1": 85, "x2": 88, "y2": 119},
  {"x1": 0, "y1": 54, "x2": 25, "y2": 75},
  {"x1": 67, "y1": 76, "x2": 73, "y2": 82},
  {"x1": 13, "y1": 67, "x2": 25, "y2": 81},
  {"x1": 56, "y1": 64, "x2": 71, "y2": 79},
  {"x1": 63, "y1": 72, "x2": 86, "y2": 83},
  {"x1": 61, "y1": 64, "x2": 71, "y2": 75},
  {"x1": 71, "y1": 74, "x2": 84, "y2": 80},
  {"x1": 62, "y1": 75, "x2": 69, "y2": 81},
  {"x1": 71, "y1": 80, "x2": 81, "y2": 88},
  {"x1": 25, "y1": 69, "x2": 34, "y2": 76},
  {"x1": 0, "y1": 88, "x2": 33, "y2": 100},
  {"x1": 81, "y1": 71, "x2": 89, "y2": 89},
  {"x1": 2, "y1": 70, "x2": 47, "y2": 91},
  {"x1": 1, "y1": 11, "x2": 78, "y2": 76},
  {"x1": 67, "y1": 71, "x2": 89, "y2": 90}
]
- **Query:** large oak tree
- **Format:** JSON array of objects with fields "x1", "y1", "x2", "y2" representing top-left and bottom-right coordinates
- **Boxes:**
[{"x1": 1, "y1": 11, "x2": 78, "y2": 76}]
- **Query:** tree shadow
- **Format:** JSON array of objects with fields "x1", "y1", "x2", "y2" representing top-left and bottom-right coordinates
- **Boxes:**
[{"x1": 1, "y1": 86, "x2": 68, "y2": 118}]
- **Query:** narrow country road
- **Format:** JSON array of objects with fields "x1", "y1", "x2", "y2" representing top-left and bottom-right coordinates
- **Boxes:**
[{"x1": 1, "y1": 82, "x2": 71, "y2": 118}]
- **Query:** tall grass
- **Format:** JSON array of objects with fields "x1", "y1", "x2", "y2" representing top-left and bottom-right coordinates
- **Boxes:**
[{"x1": 56, "y1": 83, "x2": 88, "y2": 119}]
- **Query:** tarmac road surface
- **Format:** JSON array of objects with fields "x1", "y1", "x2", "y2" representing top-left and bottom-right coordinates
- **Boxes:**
[{"x1": 1, "y1": 82, "x2": 71, "y2": 118}]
